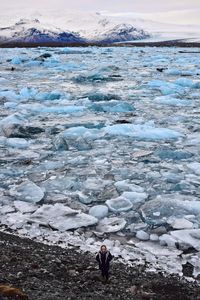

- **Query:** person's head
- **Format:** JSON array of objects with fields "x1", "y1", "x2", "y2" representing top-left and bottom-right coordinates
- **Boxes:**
[{"x1": 100, "y1": 245, "x2": 107, "y2": 253}]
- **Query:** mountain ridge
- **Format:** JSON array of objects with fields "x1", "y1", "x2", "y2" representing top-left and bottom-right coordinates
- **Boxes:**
[{"x1": 0, "y1": 17, "x2": 150, "y2": 45}]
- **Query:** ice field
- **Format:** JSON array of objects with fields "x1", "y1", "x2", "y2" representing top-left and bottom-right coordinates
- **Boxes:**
[{"x1": 0, "y1": 46, "x2": 200, "y2": 277}]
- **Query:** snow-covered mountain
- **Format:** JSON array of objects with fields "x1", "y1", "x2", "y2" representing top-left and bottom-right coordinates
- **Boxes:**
[
  {"x1": 0, "y1": 14, "x2": 150, "y2": 45},
  {"x1": 0, "y1": 18, "x2": 85, "y2": 44},
  {"x1": 93, "y1": 24, "x2": 149, "y2": 43},
  {"x1": 0, "y1": 10, "x2": 200, "y2": 46}
]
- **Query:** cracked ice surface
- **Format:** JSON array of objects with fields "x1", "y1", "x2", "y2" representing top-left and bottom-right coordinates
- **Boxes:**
[{"x1": 0, "y1": 46, "x2": 200, "y2": 278}]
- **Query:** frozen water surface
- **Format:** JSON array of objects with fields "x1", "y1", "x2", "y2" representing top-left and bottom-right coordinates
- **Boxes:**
[{"x1": 0, "y1": 46, "x2": 200, "y2": 277}]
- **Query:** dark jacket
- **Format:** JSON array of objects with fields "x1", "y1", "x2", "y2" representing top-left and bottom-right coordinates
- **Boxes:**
[{"x1": 96, "y1": 251, "x2": 113, "y2": 270}]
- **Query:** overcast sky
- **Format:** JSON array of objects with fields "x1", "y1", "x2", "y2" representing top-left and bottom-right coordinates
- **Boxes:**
[{"x1": 1, "y1": 0, "x2": 200, "y2": 25}]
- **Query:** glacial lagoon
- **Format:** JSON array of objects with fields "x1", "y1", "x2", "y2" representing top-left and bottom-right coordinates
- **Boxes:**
[{"x1": 0, "y1": 46, "x2": 200, "y2": 277}]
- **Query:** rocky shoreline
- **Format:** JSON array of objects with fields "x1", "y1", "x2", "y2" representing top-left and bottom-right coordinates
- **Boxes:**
[{"x1": 0, "y1": 231, "x2": 200, "y2": 300}]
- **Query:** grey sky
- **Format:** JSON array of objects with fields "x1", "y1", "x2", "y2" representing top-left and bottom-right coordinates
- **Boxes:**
[{"x1": 1, "y1": 0, "x2": 200, "y2": 25}]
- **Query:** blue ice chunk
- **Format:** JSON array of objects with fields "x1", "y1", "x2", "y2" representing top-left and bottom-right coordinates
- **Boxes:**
[
  {"x1": 175, "y1": 78, "x2": 194, "y2": 87},
  {"x1": 148, "y1": 80, "x2": 187, "y2": 95},
  {"x1": 103, "y1": 124, "x2": 182, "y2": 140},
  {"x1": 19, "y1": 87, "x2": 38, "y2": 99},
  {"x1": 11, "y1": 57, "x2": 23, "y2": 65},
  {"x1": 154, "y1": 95, "x2": 192, "y2": 106},
  {"x1": 156, "y1": 149, "x2": 193, "y2": 160},
  {"x1": 35, "y1": 90, "x2": 68, "y2": 101},
  {"x1": 90, "y1": 101, "x2": 134, "y2": 112}
]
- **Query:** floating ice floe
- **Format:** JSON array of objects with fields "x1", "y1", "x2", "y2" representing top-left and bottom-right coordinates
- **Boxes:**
[
  {"x1": 49, "y1": 214, "x2": 98, "y2": 231},
  {"x1": 27, "y1": 203, "x2": 98, "y2": 231},
  {"x1": 6, "y1": 138, "x2": 29, "y2": 149},
  {"x1": 1, "y1": 211, "x2": 29, "y2": 229},
  {"x1": 53, "y1": 135, "x2": 69, "y2": 151},
  {"x1": 11, "y1": 57, "x2": 24, "y2": 64},
  {"x1": 159, "y1": 234, "x2": 178, "y2": 247},
  {"x1": 62, "y1": 126, "x2": 100, "y2": 139},
  {"x1": 73, "y1": 72, "x2": 122, "y2": 84},
  {"x1": 89, "y1": 100, "x2": 134, "y2": 113},
  {"x1": 171, "y1": 229, "x2": 200, "y2": 251},
  {"x1": 174, "y1": 78, "x2": 200, "y2": 89},
  {"x1": 0, "y1": 113, "x2": 27, "y2": 134},
  {"x1": 35, "y1": 90, "x2": 68, "y2": 101},
  {"x1": 0, "y1": 205, "x2": 15, "y2": 214},
  {"x1": 39, "y1": 176, "x2": 78, "y2": 194},
  {"x1": 153, "y1": 95, "x2": 192, "y2": 106},
  {"x1": 183, "y1": 252, "x2": 200, "y2": 277},
  {"x1": 0, "y1": 90, "x2": 20, "y2": 101},
  {"x1": 169, "y1": 218, "x2": 194, "y2": 230},
  {"x1": 136, "y1": 230, "x2": 150, "y2": 241},
  {"x1": 165, "y1": 68, "x2": 195, "y2": 76},
  {"x1": 96, "y1": 217, "x2": 126, "y2": 233},
  {"x1": 85, "y1": 92, "x2": 121, "y2": 102},
  {"x1": 89, "y1": 205, "x2": 109, "y2": 219},
  {"x1": 114, "y1": 180, "x2": 144, "y2": 193},
  {"x1": 103, "y1": 123, "x2": 182, "y2": 140},
  {"x1": 13, "y1": 200, "x2": 38, "y2": 213},
  {"x1": 139, "y1": 194, "x2": 200, "y2": 230},
  {"x1": 17, "y1": 104, "x2": 85, "y2": 115},
  {"x1": 9, "y1": 180, "x2": 44, "y2": 203},
  {"x1": 121, "y1": 191, "x2": 148, "y2": 210},
  {"x1": 106, "y1": 196, "x2": 133, "y2": 212},
  {"x1": 147, "y1": 79, "x2": 188, "y2": 95},
  {"x1": 156, "y1": 149, "x2": 193, "y2": 161},
  {"x1": 135, "y1": 241, "x2": 182, "y2": 257},
  {"x1": 187, "y1": 162, "x2": 200, "y2": 176}
]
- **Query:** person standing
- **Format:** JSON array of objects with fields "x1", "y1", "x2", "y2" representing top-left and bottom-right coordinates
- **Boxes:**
[{"x1": 96, "y1": 245, "x2": 113, "y2": 282}]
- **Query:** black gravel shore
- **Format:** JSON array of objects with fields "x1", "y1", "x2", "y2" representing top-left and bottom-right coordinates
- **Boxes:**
[{"x1": 0, "y1": 231, "x2": 200, "y2": 300}]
